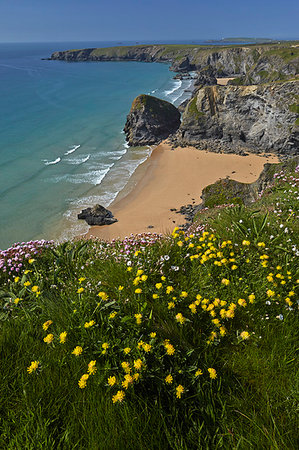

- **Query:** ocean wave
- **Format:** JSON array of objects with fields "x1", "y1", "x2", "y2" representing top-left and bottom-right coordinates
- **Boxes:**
[
  {"x1": 66, "y1": 154, "x2": 90, "y2": 165},
  {"x1": 44, "y1": 157, "x2": 61, "y2": 166},
  {"x1": 50, "y1": 164, "x2": 113, "y2": 185},
  {"x1": 65, "y1": 144, "x2": 80, "y2": 155},
  {"x1": 164, "y1": 80, "x2": 182, "y2": 96}
]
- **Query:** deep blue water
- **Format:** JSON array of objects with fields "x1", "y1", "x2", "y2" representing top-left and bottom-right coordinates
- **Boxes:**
[{"x1": 0, "y1": 41, "x2": 196, "y2": 249}]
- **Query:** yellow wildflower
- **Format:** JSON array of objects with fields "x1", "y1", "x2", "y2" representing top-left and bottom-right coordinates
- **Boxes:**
[
  {"x1": 166, "y1": 286, "x2": 174, "y2": 294},
  {"x1": 133, "y1": 359, "x2": 142, "y2": 370},
  {"x1": 165, "y1": 374, "x2": 173, "y2": 384},
  {"x1": 165, "y1": 343, "x2": 175, "y2": 355},
  {"x1": 77, "y1": 287, "x2": 84, "y2": 294},
  {"x1": 118, "y1": 285, "x2": 124, "y2": 291},
  {"x1": 124, "y1": 347, "x2": 131, "y2": 354},
  {"x1": 134, "y1": 313, "x2": 142, "y2": 325},
  {"x1": 238, "y1": 298, "x2": 247, "y2": 307},
  {"x1": 240, "y1": 331, "x2": 250, "y2": 340},
  {"x1": 121, "y1": 361, "x2": 131, "y2": 373},
  {"x1": 24, "y1": 281, "x2": 31, "y2": 287},
  {"x1": 141, "y1": 275, "x2": 148, "y2": 282},
  {"x1": 135, "y1": 288, "x2": 142, "y2": 294},
  {"x1": 28, "y1": 258, "x2": 35, "y2": 264},
  {"x1": 109, "y1": 311, "x2": 117, "y2": 319},
  {"x1": 248, "y1": 294, "x2": 255, "y2": 303},
  {"x1": 176, "y1": 385, "x2": 184, "y2": 399},
  {"x1": 152, "y1": 293, "x2": 159, "y2": 299},
  {"x1": 14, "y1": 277, "x2": 20, "y2": 283},
  {"x1": 43, "y1": 334, "x2": 54, "y2": 344},
  {"x1": 108, "y1": 376, "x2": 116, "y2": 386},
  {"x1": 195, "y1": 369, "x2": 203, "y2": 377},
  {"x1": 175, "y1": 313, "x2": 186, "y2": 324},
  {"x1": 180, "y1": 291, "x2": 188, "y2": 298},
  {"x1": 257, "y1": 242, "x2": 265, "y2": 247},
  {"x1": 78, "y1": 277, "x2": 86, "y2": 283},
  {"x1": 267, "y1": 289, "x2": 275, "y2": 298},
  {"x1": 27, "y1": 361, "x2": 39, "y2": 374},
  {"x1": 221, "y1": 278, "x2": 230, "y2": 286},
  {"x1": 112, "y1": 390, "x2": 125, "y2": 403},
  {"x1": 242, "y1": 240, "x2": 250, "y2": 246},
  {"x1": 231, "y1": 265, "x2": 238, "y2": 271},
  {"x1": 59, "y1": 331, "x2": 67, "y2": 344},
  {"x1": 14, "y1": 297, "x2": 22, "y2": 305},
  {"x1": 98, "y1": 291, "x2": 108, "y2": 301},
  {"x1": 122, "y1": 374, "x2": 133, "y2": 389},
  {"x1": 78, "y1": 374, "x2": 89, "y2": 389},
  {"x1": 42, "y1": 320, "x2": 53, "y2": 331},
  {"x1": 102, "y1": 342, "x2": 109, "y2": 351},
  {"x1": 150, "y1": 332, "x2": 156, "y2": 338},
  {"x1": 189, "y1": 303, "x2": 197, "y2": 314},
  {"x1": 72, "y1": 346, "x2": 83, "y2": 356},
  {"x1": 84, "y1": 320, "x2": 95, "y2": 328},
  {"x1": 208, "y1": 368, "x2": 217, "y2": 379},
  {"x1": 142, "y1": 343, "x2": 152, "y2": 353},
  {"x1": 177, "y1": 241, "x2": 183, "y2": 247},
  {"x1": 168, "y1": 302, "x2": 175, "y2": 309},
  {"x1": 88, "y1": 360, "x2": 97, "y2": 375},
  {"x1": 31, "y1": 285, "x2": 39, "y2": 293},
  {"x1": 136, "y1": 269, "x2": 144, "y2": 276}
]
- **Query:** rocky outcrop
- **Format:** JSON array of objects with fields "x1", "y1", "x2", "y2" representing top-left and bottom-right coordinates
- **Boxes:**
[
  {"x1": 194, "y1": 66, "x2": 218, "y2": 86},
  {"x1": 124, "y1": 94, "x2": 181, "y2": 146},
  {"x1": 49, "y1": 43, "x2": 299, "y2": 84},
  {"x1": 173, "y1": 80, "x2": 299, "y2": 155},
  {"x1": 200, "y1": 155, "x2": 299, "y2": 208},
  {"x1": 78, "y1": 205, "x2": 117, "y2": 226}
]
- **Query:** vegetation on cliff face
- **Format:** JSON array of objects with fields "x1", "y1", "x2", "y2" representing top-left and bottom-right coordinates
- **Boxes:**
[{"x1": 0, "y1": 163, "x2": 298, "y2": 449}]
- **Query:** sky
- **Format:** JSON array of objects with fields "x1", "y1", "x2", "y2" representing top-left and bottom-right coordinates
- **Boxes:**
[{"x1": 0, "y1": 0, "x2": 298, "y2": 43}]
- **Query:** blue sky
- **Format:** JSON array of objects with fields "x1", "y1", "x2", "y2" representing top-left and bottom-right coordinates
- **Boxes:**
[{"x1": 0, "y1": 0, "x2": 298, "y2": 42}]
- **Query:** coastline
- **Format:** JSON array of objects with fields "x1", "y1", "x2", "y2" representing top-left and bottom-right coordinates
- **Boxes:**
[{"x1": 85, "y1": 143, "x2": 279, "y2": 241}]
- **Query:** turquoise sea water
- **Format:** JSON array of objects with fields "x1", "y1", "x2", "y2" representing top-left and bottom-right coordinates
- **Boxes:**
[{"x1": 0, "y1": 41, "x2": 195, "y2": 249}]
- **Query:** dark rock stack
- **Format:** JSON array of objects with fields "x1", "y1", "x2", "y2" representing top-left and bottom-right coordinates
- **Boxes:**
[
  {"x1": 124, "y1": 94, "x2": 181, "y2": 146},
  {"x1": 78, "y1": 205, "x2": 117, "y2": 226}
]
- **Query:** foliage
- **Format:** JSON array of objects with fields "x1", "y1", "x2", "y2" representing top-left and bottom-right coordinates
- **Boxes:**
[{"x1": 0, "y1": 166, "x2": 298, "y2": 449}]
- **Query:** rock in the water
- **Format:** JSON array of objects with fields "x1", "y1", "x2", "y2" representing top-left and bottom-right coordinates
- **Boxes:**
[
  {"x1": 124, "y1": 94, "x2": 181, "y2": 146},
  {"x1": 78, "y1": 204, "x2": 117, "y2": 226}
]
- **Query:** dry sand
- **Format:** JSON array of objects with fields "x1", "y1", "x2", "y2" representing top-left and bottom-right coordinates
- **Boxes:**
[
  {"x1": 86, "y1": 143, "x2": 279, "y2": 241},
  {"x1": 216, "y1": 77, "x2": 236, "y2": 85}
]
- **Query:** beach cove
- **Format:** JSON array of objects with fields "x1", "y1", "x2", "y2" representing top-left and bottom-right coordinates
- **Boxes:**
[{"x1": 86, "y1": 142, "x2": 279, "y2": 241}]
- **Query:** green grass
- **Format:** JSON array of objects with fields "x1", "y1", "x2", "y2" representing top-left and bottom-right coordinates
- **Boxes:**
[{"x1": 0, "y1": 164, "x2": 298, "y2": 449}]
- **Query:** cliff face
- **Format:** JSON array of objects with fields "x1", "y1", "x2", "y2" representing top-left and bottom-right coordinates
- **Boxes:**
[
  {"x1": 173, "y1": 80, "x2": 299, "y2": 155},
  {"x1": 50, "y1": 43, "x2": 299, "y2": 84},
  {"x1": 123, "y1": 94, "x2": 181, "y2": 146}
]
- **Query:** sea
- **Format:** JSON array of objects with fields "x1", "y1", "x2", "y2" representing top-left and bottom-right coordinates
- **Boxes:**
[{"x1": 0, "y1": 39, "x2": 272, "y2": 249}]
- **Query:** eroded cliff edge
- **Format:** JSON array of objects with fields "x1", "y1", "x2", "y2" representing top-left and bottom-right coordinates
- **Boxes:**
[{"x1": 172, "y1": 81, "x2": 299, "y2": 156}]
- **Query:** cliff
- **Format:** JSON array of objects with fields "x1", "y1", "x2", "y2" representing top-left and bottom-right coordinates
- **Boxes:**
[
  {"x1": 172, "y1": 80, "x2": 299, "y2": 155},
  {"x1": 50, "y1": 43, "x2": 299, "y2": 84},
  {"x1": 123, "y1": 94, "x2": 181, "y2": 146}
]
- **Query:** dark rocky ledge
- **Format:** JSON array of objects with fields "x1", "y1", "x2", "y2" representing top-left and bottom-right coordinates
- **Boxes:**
[{"x1": 78, "y1": 205, "x2": 117, "y2": 226}]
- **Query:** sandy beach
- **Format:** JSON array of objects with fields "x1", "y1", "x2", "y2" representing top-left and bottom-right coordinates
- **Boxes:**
[{"x1": 86, "y1": 143, "x2": 279, "y2": 241}]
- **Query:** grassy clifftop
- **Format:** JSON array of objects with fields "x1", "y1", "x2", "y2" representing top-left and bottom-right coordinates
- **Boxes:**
[{"x1": 0, "y1": 160, "x2": 298, "y2": 449}]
